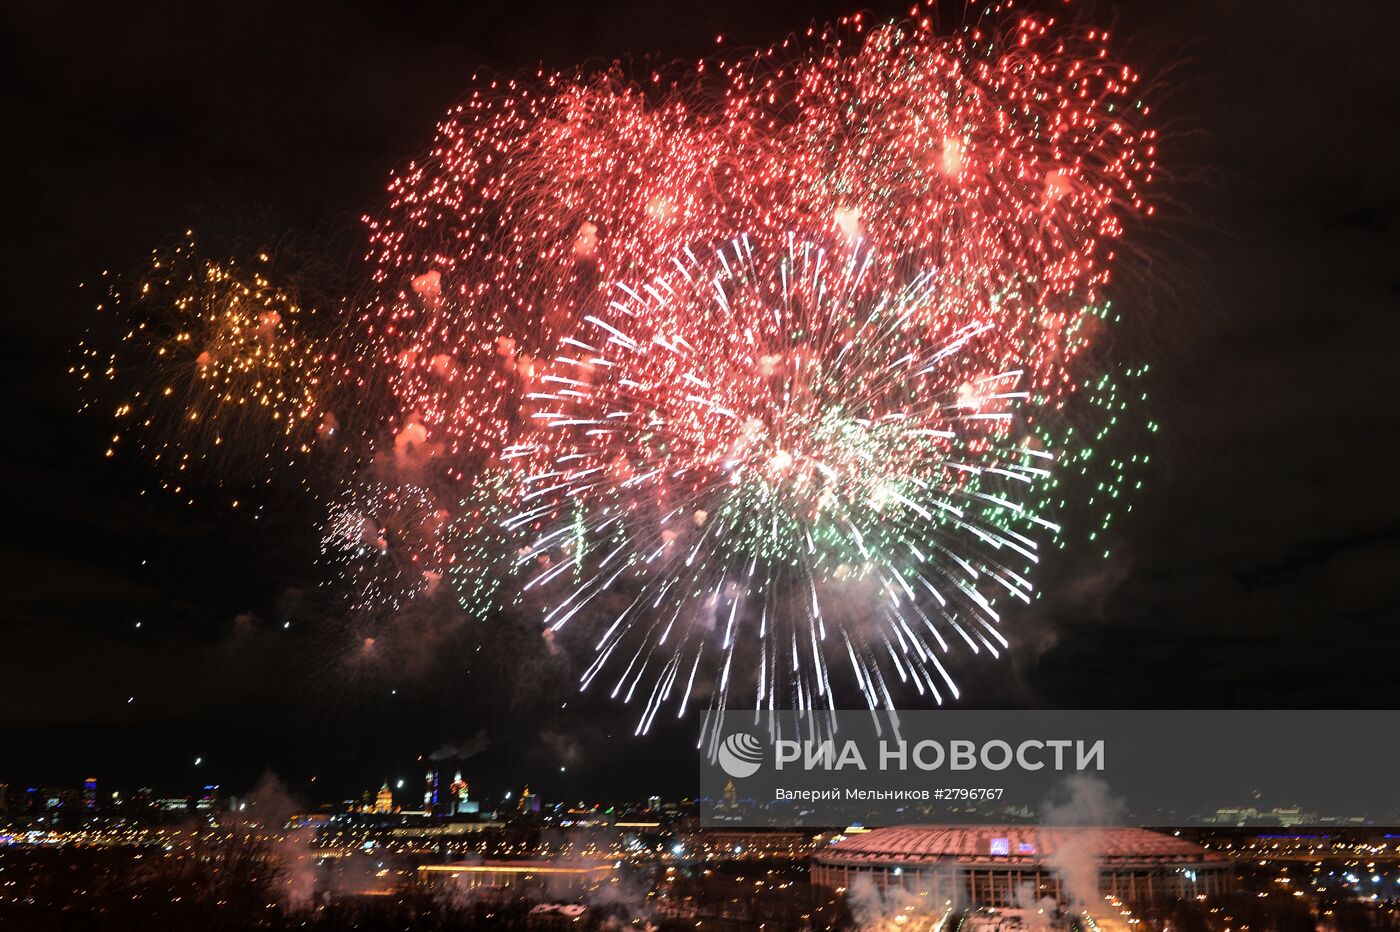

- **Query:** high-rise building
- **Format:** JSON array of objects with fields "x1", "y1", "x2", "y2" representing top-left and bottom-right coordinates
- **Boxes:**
[
  {"x1": 30, "y1": 786, "x2": 79, "y2": 811},
  {"x1": 374, "y1": 784, "x2": 395, "y2": 814},
  {"x1": 424, "y1": 770, "x2": 439, "y2": 810},
  {"x1": 516, "y1": 786, "x2": 539, "y2": 815},
  {"x1": 83, "y1": 777, "x2": 98, "y2": 811},
  {"x1": 448, "y1": 771, "x2": 470, "y2": 815}
]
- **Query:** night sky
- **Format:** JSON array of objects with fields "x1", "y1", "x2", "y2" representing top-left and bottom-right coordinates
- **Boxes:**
[{"x1": 3, "y1": 0, "x2": 1397, "y2": 808}]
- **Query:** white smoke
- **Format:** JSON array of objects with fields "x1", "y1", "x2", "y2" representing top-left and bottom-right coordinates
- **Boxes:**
[
  {"x1": 845, "y1": 873, "x2": 923, "y2": 931},
  {"x1": 1011, "y1": 881, "x2": 1060, "y2": 930},
  {"x1": 430, "y1": 728, "x2": 489, "y2": 762},
  {"x1": 1041, "y1": 775, "x2": 1126, "y2": 909},
  {"x1": 237, "y1": 772, "x2": 317, "y2": 909}
]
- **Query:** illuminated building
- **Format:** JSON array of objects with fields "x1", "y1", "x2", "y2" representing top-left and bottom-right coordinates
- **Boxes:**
[
  {"x1": 1214, "y1": 806, "x2": 1314, "y2": 826},
  {"x1": 812, "y1": 826, "x2": 1233, "y2": 905},
  {"x1": 449, "y1": 771, "x2": 469, "y2": 815},
  {"x1": 418, "y1": 860, "x2": 615, "y2": 898},
  {"x1": 196, "y1": 785, "x2": 219, "y2": 812},
  {"x1": 1213, "y1": 807, "x2": 1259, "y2": 825},
  {"x1": 722, "y1": 781, "x2": 738, "y2": 809},
  {"x1": 373, "y1": 784, "x2": 395, "y2": 814},
  {"x1": 694, "y1": 829, "x2": 816, "y2": 861},
  {"x1": 387, "y1": 820, "x2": 504, "y2": 838},
  {"x1": 517, "y1": 786, "x2": 539, "y2": 814},
  {"x1": 82, "y1": 778, "x2": 97, "y2": 811},
  {"x1": 28, "y1": 787, "x2": 79, "y2": 812},
  {"x1": 424, "y1": 770, "x2": 439, "y2": 810}
]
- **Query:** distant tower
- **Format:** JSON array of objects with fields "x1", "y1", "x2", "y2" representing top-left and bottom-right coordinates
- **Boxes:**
[
  {"x1": 517, "y1": 786, "x2": 538, "y2": 814},
  {"x1": 723, "y1": 780, "x2": 738, "y2": 809},
  {"x1": 449, "y1": 772, "x2": 469, "y2": 815},
  {"x1": 83, "y1": 777, "x2": 98, "y2": 811},
  {"x1": 424, "y1": 770, "x2": 439, "y2": 810},
  {"x1": 374, "y1": 784, "x2": 394, "y2": 814}
]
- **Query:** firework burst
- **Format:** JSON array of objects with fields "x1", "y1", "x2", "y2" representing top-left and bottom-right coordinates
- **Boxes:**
[
  {"x1": 75, "y1": 241, "x2": 335, "y2": 504},
  {"x1": 356, "y1": 8, "x2": 1153, "y2": 483},
  {"x1": 506, "y1": 237, "x2": 1062, "y2": 732}
]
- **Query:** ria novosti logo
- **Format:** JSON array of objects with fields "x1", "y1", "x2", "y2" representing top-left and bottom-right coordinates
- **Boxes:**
[
  {"x1": 712, "y1": 731, "x2": 1108, "y2": 781},
  {"x1": 717, "y1": 732, "x2": 764, "y2": 779}
]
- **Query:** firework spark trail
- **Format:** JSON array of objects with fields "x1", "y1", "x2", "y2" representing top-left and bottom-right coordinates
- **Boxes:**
[
  {"x1": 507, "y1": 237, "x2": 1064, "y2": 731},
  {"x1": 322, "y1": 478, "x2": 455, "y2": 613}
]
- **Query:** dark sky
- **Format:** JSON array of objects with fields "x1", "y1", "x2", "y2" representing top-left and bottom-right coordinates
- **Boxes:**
[{"x1": 2, "y1": 0, "x2": 1397, "y2": 807}]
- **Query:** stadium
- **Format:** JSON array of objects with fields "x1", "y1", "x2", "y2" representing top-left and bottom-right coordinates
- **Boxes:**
[{"x1": 811, "y1": 826, "x2": 1232, "y2": 905}]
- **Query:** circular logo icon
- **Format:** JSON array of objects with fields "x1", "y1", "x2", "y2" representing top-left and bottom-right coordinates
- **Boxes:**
[{"x1": 718, "y1": 732, "x2": 764, "y2": 779}]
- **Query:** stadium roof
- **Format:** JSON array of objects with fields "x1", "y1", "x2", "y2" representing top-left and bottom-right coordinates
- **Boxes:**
[{"x1": 816, "y1": 826, "x2": 1224, "y2": 868}]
